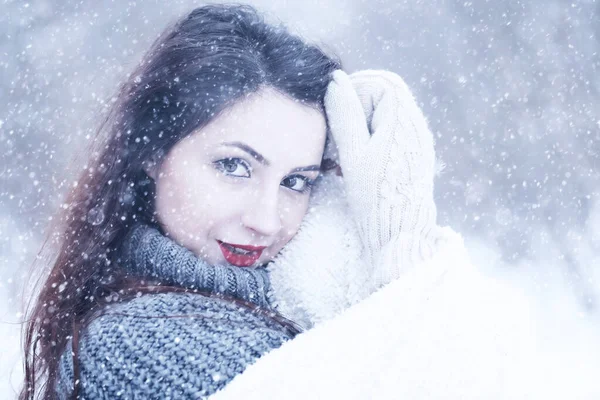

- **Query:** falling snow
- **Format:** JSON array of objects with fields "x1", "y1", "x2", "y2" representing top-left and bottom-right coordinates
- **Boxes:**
[{"x1": 2, "y1": 0, "x2": 600, "y2": 397}]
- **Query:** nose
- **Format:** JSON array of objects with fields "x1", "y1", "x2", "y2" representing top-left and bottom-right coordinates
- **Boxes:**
[{"x1": 241, "y1": 184, "x2": 282, "y2": 237}]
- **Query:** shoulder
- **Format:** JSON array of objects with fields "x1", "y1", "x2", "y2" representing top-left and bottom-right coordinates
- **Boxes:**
[{"x1": 56, "y1": 292, "x2": 292, "y2": 399}]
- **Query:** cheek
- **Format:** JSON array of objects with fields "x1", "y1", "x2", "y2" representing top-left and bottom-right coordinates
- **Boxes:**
[
  {"x1": 154, "y1": 167, "x2": 217, "y2": 233},
  {"x1": 155, "y1": 166, "x2": 248, "y2": 232},
  {"x1": 260, "y1": 194, "x2": 310, "y2": 262},
  {"x1": 279, "y1": 195, "x2": 311, "y2": 238}
]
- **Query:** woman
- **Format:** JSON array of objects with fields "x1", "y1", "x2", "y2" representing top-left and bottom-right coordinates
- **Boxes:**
[
  {"x1": 21, "y1": 4, "x2": 345, "y2": 399},
  {"x1": 208, "y1": 71, "x2": 543, "y2": 400},
  {"x1": 211, "y1": 71, "x2": 595, "y2": 399}
]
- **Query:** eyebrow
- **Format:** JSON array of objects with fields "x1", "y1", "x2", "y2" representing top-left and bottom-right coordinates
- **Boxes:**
[{"x1": 220, "y1": 141, "x2": 321, "y2": 174}]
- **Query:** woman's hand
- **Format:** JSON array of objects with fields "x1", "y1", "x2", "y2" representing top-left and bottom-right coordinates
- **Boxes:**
[{"x1": 324, "y1": 69, "x2": 449, "y2": 288}]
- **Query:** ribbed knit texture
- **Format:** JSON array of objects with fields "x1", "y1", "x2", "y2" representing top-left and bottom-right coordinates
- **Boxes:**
[
  {"x1": 54, "y1": 223, "x2": 294, "y2": 399},
  {"x1": 121, "y1": 223, "x2": 273, "y2": 309}
]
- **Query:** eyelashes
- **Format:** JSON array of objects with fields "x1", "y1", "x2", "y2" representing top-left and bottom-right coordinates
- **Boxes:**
[
  {"x1": 281, "y1": 175, "x2": 315, "y2": 194},
  {"x1": 212, "y1": 157, "x2": 315, "y2": 194},
  {"x1": 213, "y1": 157, "x2": 252, "y2": 178}
]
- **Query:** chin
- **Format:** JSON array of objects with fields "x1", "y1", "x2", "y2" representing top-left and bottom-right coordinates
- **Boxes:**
[
  {"x1": 261, "y1": 249, "x2": 283, "y2": 265},
  {"x1": 259, "y1": 258, "x2": 272, "y2": 266}
]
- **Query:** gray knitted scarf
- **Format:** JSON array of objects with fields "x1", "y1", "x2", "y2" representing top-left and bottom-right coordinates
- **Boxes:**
[
  {"x1": 120, "y1": 222, "x2": 274, "y2": 309},
  {"x1": 56, "y1": 222, "x2": 295, "y2": 399}
]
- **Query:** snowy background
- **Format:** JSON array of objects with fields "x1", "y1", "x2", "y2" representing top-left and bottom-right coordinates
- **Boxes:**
[{"x1": 2, "y1": 0, "x2": 600, "y2": 397}]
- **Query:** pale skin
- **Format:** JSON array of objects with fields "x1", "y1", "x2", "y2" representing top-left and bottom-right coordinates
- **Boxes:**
[{"x1": 144, "y1": 86, "x2": 328, "y2": 267}]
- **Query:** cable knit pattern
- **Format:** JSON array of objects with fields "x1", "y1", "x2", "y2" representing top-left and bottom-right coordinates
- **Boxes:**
[
  {"x1": 324, "y1": 70, "x2": 451, "y2": 288},
  {"x1": 54, "y1": 223, "x2": 294, "y2": 399}
]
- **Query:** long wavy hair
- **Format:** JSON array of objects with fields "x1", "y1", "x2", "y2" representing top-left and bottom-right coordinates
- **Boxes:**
[{"x1": 20, "y1": 3, "x2": 342, "y2": 399}]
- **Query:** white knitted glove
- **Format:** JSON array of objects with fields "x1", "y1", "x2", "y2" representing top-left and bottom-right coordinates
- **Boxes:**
[{"x1": 324, "y1": 69, "x2": 449, "y2": 288}]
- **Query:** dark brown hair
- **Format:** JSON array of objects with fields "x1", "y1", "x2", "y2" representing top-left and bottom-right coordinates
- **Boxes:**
[{"x1": 20, "y1": 3, "x2": 342, "y2": 399}]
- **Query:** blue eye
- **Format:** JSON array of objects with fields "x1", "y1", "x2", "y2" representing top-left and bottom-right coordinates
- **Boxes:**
[
  {"x1": 282, "y1": 175, "x2": 315, "y2": 194},
  {"x1": 213, "y1": 157, "x2": 251, "y2": 178}
]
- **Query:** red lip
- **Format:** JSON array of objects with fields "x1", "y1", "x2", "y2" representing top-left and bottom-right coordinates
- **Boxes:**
[
  {"x1": 217, "y1": 240, "x2": 265, "y2": 267},
  {"x1": 220, "y1": 242, "x2": 267, "y2": 251}
]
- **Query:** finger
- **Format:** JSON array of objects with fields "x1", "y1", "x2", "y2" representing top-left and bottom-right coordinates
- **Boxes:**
[
  {"x1": 352, "y1": 71, "x2": 434, "y2": 153},
  {"x1": 346, "y1": 71, "x2": 399, "y2": 151},
  {"x1": 356, "y1": 71, "x2": 436, "y2": 180},
  {"x1": 350, "y1": 69, "x2": 412, "y2": 94},
  {"x1": 324, "y1": 70, "x2": 371, "y2": 167},
  {"x1": 350, "y1": 70, "x2": 415, "y2": 122}
]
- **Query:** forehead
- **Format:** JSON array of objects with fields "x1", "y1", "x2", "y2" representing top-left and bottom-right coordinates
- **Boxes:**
[{"x1": 185, "y1": 87, "x2": 327, "y2": 164}]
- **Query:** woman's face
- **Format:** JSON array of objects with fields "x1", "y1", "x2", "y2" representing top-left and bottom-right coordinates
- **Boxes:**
[{"x1": 150, "y1": 87, "x2": 327, "y2": 267}]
